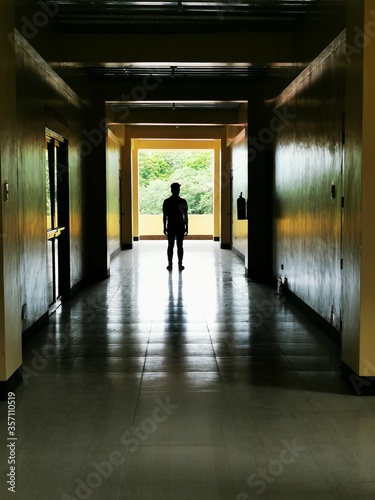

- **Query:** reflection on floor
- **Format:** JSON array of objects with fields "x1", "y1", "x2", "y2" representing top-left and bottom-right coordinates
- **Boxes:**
[{"x1": 1, "y1": 241, "x2": 375, "y2": 499}]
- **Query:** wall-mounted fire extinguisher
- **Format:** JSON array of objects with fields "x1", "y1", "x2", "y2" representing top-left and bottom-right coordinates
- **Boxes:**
[{"x1": 237, "y1": 192, "x2": 247, "y2": 220}]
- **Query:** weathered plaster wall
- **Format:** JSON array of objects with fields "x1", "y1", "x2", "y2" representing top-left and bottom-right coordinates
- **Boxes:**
[
  {"x1": 15, "y1": 34, "x2": 89, "y2": 332},
  {"x1": 274, "y1": 34, "x2": 345, "y2": 332}
]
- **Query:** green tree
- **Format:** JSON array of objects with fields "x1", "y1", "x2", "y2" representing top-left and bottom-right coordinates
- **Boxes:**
[
  {"x1": 169, "y1": 166, "x2": 213, "y2": 214},
  {"x1": 138, "y1": 151, "x2": 174, "y2": 186},
  {"x1": 139, "y1": 179, "x2": 170, "y2": 214},
  {"x1": 138, "y1": 150, "x2": 213, "y2": 214}
]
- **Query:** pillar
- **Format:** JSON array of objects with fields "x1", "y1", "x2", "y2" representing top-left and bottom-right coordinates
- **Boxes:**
[
  {"x1": 247, "y1": 100, "x2": 273, "y2": 281},
  {"x1": 121, "y1": 127, "x2": 133, "y2": 249},
  {"x1": 342, "y1": 0, "x2": 375, "y2": 390},
  {"x1": 220, "y1": 128, "x2": 231, "y2": 248},
  {"x1": 87, "y1": 100, "x2": 109, "y2": 279}
]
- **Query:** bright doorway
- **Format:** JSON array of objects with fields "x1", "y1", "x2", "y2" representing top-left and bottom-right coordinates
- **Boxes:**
[{"x1": 131, "y1": 139, "x2": 221, "y2": 240}]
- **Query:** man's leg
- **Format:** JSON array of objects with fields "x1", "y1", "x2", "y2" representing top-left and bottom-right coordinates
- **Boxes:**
[
  {"x1": 176, "y1": 233, "x2": 184, "y2": 270},
  {"x1": 167, "y1": 234, "x2": 175, "y2": 270}
]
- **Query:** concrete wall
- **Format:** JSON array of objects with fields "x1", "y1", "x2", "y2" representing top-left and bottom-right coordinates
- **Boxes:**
[
  {"x1": 273, "y1": 33, "x2": 345, "y2": 331},
  {"x1": 231, "y1": 128, "x2": 248, "y2": 261}
]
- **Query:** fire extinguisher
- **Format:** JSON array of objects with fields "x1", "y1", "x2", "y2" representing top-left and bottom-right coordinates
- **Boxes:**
[{"x1": 237, "y1": 192, "x2": 246, "y2": 220}]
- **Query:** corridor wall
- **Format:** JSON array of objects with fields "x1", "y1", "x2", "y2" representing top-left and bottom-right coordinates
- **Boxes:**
[
  {"x1": 273, "y1": 33, "x2": 345, "y2": 333},
  {"x1": 230, "y1": 129, "x2": 248, "y2": 263},
  {"x1": 15, "y1": 34, "x2": 89, "y2": 334},
  {"x1": 0, "y1": 0, "x2": 20, "y2": 387}
]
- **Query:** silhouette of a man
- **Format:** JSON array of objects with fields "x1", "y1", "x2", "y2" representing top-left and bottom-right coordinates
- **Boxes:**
[{"x1": 163, "y1": 182, "x2": 188, "y2": 271}]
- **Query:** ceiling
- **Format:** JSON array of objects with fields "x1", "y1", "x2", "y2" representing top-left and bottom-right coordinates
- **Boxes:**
[
  {"x1": 53, "y1": 0, "x2": 317, "y2": 34},
  {"x1": 42, "y1": 0, "x2": 329, "y2": 122},
  {"x1": 49, "y1": 1, "x2": 313, "y2": 88}
]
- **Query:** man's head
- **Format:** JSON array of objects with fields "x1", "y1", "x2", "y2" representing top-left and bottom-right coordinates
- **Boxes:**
[{"x1": 170, "y1": 182, "x2": 180, "y2": 195}]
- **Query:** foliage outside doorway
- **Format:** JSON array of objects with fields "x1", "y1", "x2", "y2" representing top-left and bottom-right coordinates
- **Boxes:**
[{"x1": 139, "y1": 150, "x2": 213, "y2": 215}]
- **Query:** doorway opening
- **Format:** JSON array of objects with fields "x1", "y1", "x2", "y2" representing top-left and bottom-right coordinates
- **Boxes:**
[
  {"x1": 139, "y1": 149, "x2": 213, "y2": 238},
  {"x1": 131, "y1": 139, "x2": 221, "y2": 241},
  {"x1": 45, "y1": 128, "x2": 70, "y2": 311}
]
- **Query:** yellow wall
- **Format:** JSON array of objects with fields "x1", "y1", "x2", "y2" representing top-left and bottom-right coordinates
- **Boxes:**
[
  {"x1": 360, "y1": 0, "x2": 375, "y2": 375},
  {"x1": 343, "y1": 0, "x2": 375, "y2": 376},
  {"x1": 139, "y1": 214, "x2": 213, "y2": 237},
  {"x1": 230, "y1": 125, "x2": 248, "y2": 260},
  {"x1": 132, "y1": 139, "x2": 139, "y2": 239},
  {"x1": 106, "y1": 129, "x2": 122, "y2": 257}
]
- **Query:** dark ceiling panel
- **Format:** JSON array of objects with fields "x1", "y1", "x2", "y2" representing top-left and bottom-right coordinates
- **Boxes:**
[
  {"x1": 52, "y1": 0, "x2": 317, "y2": 33},
  {"x1": 88, "y1": 63, "x2": 296, "y2": 82}
]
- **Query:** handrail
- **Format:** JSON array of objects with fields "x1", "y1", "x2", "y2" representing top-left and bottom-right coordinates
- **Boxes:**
[{"x1": 47, "y1": 227, "x2": 65, "y2": 240}]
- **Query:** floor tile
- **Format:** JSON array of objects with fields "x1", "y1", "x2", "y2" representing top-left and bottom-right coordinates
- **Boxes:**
[{"x1": 1, "y1": 241, "x2": 370, "y2": 500}]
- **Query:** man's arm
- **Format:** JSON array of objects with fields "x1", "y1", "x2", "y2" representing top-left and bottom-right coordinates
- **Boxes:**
[
  {"x1": 163, "y1": 200, "x2": 167, "y2": 235},
  {"x1": 184, "y1": 201, "x2": 188, "y2": 235}
]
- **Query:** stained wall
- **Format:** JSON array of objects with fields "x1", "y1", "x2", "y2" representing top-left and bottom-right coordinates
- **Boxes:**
[
  {"x1": 15, "y1": 33, "x2": 89, "y2": 333},
  {"x1": 273, "y1": 34, "x2": 345, "y2": 332}
]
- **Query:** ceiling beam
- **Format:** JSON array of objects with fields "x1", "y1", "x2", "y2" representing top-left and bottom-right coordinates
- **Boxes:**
[
  {"x1": 106, "y1": 106, "x2": 242, "y2": 126},
  {"x1": 127, "y1": 126, "x2": 225, "y2": 140},
  {"x1": 59, "y1": 31, "x2": 294, "y2": 64}
]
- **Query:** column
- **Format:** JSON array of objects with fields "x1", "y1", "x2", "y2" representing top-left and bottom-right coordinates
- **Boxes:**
[{"x1": 342, "y1": 0, "x2": 375, "y2": 390}]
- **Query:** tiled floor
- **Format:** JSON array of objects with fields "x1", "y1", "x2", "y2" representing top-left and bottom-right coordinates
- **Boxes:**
[{"x1": 1, "y1": 241, "x2": 375, "y2": 499}]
